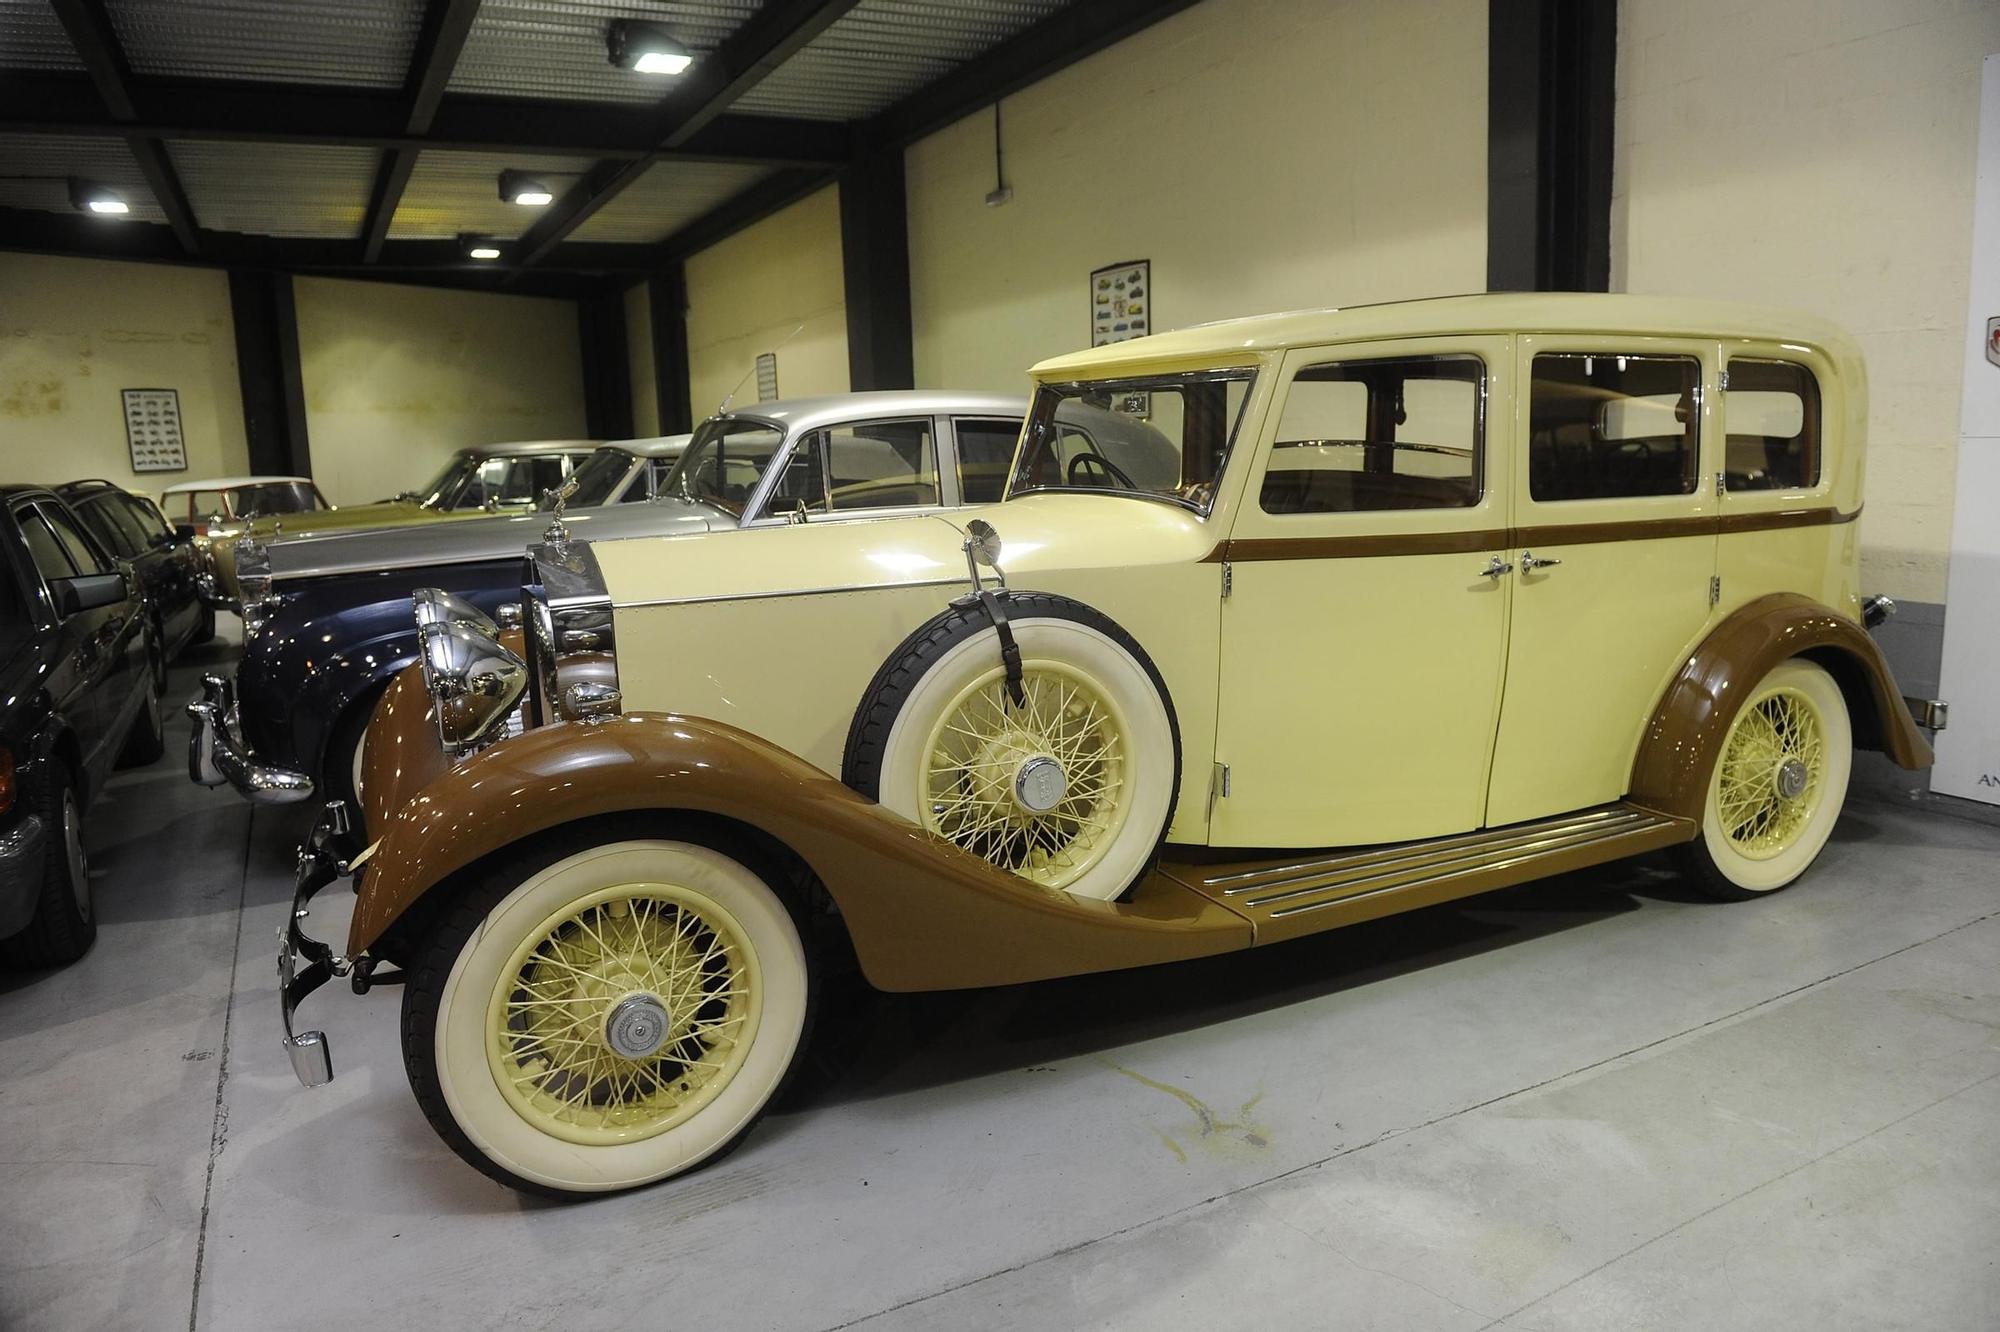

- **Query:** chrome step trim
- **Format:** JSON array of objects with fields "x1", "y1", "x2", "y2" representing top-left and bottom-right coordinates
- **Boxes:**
[
  {"x1": 1241, "y1": 812, "x2": 1663, "y2": 912},
  {"x1": 1204, "y1": 806, "x2": 1645, "y2": 897}
]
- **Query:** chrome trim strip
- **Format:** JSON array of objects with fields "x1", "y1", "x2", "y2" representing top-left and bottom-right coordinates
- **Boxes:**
[{"x1": 613, "y1": 575, "x2": 973, "y2": 611}]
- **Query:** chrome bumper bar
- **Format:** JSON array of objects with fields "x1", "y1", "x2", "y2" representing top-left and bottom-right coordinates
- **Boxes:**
[
  {"x1": 278, "y1": 805, "x2": 354, "y2": 1088},
  {"x1": 194, "y1": 570, "x2": 237, "y2": 614},
  {"x1": 186, "y1": 674, "x2": 313, "y2": 803}
]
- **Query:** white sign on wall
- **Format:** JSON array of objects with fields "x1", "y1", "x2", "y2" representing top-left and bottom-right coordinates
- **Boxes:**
[
  {"x1": 121, "y1": 387, "x2": 187, "y2": 473},
  {"x1": 1934, "y1": 53, "x2": 2000, "y2": 805}
]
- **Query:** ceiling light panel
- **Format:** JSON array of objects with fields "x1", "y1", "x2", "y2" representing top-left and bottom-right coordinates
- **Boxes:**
[
  {"x1": 103, "y1": 0, "x2": 427, "y2": 88},
  {"x1": 389, "y1": 152, "x2": 597, "y2": 240},
  {"x1": 568, "y1": 161, "x2": 774, "y2": 243},
  {"x1": 448, "y1": 1, "x2": 757, "y2": 105},
  {"x1": 0, "y1": 1, "x2": 86, "y2": 71},
  {"x1": 168, "y1": 141, "x2": 380, "y2": 237},
  {"x1": 732, "y1": 0, "x2": 1069, "y2": 122},
  {"x1": 0, "y1": 133, "x2": 164, "y2": 222}
]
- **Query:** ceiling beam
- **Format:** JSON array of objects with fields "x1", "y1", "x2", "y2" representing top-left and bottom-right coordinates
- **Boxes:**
[
  {"x1": 47, "y1": 0, "x2": 201, "y2": 253},
  {"x1": 511, "y1": 0, "x2": 863, "y2": 271},
  {"x1": 0, "y1": 76, "x2": 853, "y2": 167},
  {"x1": 866, "y1": 0, "x2": 1205, "y2": 149},
  {"x1": 362, "y1": 0, "x2": 484, "y2": 262}
]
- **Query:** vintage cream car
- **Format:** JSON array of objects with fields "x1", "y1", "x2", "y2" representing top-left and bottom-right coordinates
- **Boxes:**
[{"x1": 279, "y1": 294, "x2": 1933, "y2": 1198}]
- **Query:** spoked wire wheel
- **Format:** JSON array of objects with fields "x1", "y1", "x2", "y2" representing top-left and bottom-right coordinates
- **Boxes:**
[
  {"x1": 1715, "y1": 687, "x2": 1825, "y2": 858},
  {"x1": 412, "y1": 838, "x2": 811, "y2": 1196},
  {"x1": 488, "y1": 884, "x2": 761, "y2": 1146},
  {"x1": 920, "y1": 661, "x2": 1131, "y2": 891},
  {"x1": 1681, "y1": 659, "x2": 1851, "y2": 899}
]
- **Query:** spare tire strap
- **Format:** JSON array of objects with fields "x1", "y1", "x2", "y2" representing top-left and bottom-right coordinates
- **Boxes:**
[{"x1": 964, "y1": 589, "x2": 1026, "y2": 709}]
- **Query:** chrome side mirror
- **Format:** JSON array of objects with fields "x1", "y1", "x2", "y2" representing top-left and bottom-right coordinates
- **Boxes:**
[{"x1": 959, "y1": 518, "x2": 1007, "y2": 592}]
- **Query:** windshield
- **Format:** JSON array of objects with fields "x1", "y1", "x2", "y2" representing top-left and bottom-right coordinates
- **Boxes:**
[
  {"x1": 550, "y1": 449, "x2": 638, "y2": 509},
  {"x1": 1011, "y1": 370, "x2": 1257, "y2": 514},
  {"x1": 227, "y1": 482, "x2": 323, "y2": 518},
  {"x1": 660, "y1": 418, "x2": 787, "y2": 517},
  {"x1": 417, "y1": 454, "x2": 482, "y2": 509}
]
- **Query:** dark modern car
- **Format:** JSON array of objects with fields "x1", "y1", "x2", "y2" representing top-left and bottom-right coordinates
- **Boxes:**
[
  {"x1": 57, "y1": 479, "x2": 214, "y2": 671},
  {"x1": 0, "y1": 486, "x2": 165, "y2": 967}
]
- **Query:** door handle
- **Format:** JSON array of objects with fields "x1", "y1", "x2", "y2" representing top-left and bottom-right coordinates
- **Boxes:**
[
  {"x1": 1479, "y1": 555, "x2": 1514, "y2": 580},
  {"x1": 1520, "y1": 551, "x2": 1562, "y2": 574}
]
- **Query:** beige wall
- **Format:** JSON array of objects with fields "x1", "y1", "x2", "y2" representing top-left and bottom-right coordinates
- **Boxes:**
[
  {"x1": 0, "y1": 253, "x2": 250, "y2": 497},
  {"x1": 906, "y1": 0, "x2": 1489, "y2": 393},
  {"x1": 293, "y1": 276, "x2": 587, "y2": 505},
  {"x1": 624, "y1": 281, "x2": 660, "y2": 438},
  {"x1": 684, "y1": 185, "x2": 849, "y2": 415},
  {"x1": 1616, "y1": 0, "x2": 2000, "y2": 601}
]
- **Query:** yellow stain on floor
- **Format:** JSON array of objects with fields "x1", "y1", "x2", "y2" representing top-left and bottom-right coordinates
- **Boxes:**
[{"x1": 1106, "y1": 1059, "x2": 1270, "y2": 1162}]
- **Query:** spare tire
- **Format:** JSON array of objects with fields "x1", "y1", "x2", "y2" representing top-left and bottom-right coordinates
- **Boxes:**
[{"x1": 844, "y1": 593, "x2": 1179, "y2": 902}]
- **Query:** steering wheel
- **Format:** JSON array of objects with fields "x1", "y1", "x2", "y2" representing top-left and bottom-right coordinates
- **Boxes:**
[{"x1": 1066, "y1": 451, "x2": 1138, "y2": 490}]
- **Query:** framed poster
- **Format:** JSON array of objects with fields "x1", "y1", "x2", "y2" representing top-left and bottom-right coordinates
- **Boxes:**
[
  {"x1": 122, "y1": 388, "x2": 187, "y2": 473},
  {"x1": 1090, "y1": 259, "x2": 1150, "y2": 347},
  {"x1": 755, "y1": 352, "x2": 779, "y2": 403}
]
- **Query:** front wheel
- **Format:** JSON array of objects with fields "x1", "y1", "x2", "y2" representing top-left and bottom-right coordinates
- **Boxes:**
[
  {"x1": 1673, "y1": 658, "x2": 1852, "y2": 900},
  {"x1": 401, "y1": 829, "x2": 814, "y2": 1197}
]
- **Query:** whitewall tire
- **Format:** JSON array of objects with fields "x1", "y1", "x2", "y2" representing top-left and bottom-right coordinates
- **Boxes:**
[{"x1": 402, "y1": 834, "x2": 812, "y2": 1197}]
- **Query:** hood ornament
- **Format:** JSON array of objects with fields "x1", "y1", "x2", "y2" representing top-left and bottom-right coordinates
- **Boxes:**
[{"x1": 542, "y1": 474, "x2": 580, "y2": 547}]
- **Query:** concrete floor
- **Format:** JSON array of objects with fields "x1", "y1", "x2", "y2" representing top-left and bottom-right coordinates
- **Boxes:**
[{"x1": 2, "y1": 643, "x2": 1997, "y2": 1332}]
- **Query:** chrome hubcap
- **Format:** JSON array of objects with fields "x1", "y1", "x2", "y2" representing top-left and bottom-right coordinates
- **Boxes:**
[
  {"x1": 1013, "y1": 754, "x2": 1067, "y2": 814},
  {"x1": 1775, "y1": 758, "x2": 1809, "y2": 801},
  {"x1": 603, "y1": 993, "x2": 671, "y2": 1060}
]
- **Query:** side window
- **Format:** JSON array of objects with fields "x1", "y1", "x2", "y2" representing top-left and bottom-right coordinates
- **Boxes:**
[
  {"x1": 41, "y1": 505, "x2": 108, "y2": 576},
  {"x1": 1529, "y1": 353, "x2": 1700, "y2": 501},
  {"x1": 1262, "y1": 355, "x2": 1484, "y2": 514},
  {"x1": 1725, "y1": 359, "x2": 1821, "y2": 491},
  {"x1": 123, "y1": 495, "x2": 173, "y2": 542},
  {"x1": 526, "y1": 456, "x2": 570, "y2": 502},
  {"x1": 72, "y1": 500, "x2": 136, "y2": 559},
  {"x1": 823, "y1": 419, "x2": 940, "y2": 512},
  {"x1": 16, "y1": 507, "x2": 76, "y2": 583},
  {"x1": 953, "y1": 418, "x2": 1022, "y2": 503},
  {"x1": 764, "y1": 434, "x2": 827, "y2": 513}
]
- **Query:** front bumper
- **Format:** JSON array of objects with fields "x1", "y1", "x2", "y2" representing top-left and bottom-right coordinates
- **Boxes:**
[
  {"x1": 278, "y1": 806, "x2": 357, "y2": 1088},
  {"x1": 194, "y1": 570, "x2": 236, "y2": 614},
  {"x1": 186, "y1": 674, "x2": 313, "y2": 803},
  {"x1": 0, "y1": 813, "x2": 48, "y2": 940}
]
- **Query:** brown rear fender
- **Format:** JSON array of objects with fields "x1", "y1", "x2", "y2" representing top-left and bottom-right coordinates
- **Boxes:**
[
  {"x1": 1629, "y1": 593, "x2": 1933, "y2": 822},
  {"x1": 347, "y1": 712, "x2": 1249, "y2": 991}
]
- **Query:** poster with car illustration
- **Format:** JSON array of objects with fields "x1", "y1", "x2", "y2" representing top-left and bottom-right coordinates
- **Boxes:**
[{"x1": 1090, "y1": 258, "x2": 1149, "y2": 348}]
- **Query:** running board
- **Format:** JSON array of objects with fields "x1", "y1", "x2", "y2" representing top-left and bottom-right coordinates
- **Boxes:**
[{"x1": 1157, "y1": 803, "x2": 1694, "y2": 944}]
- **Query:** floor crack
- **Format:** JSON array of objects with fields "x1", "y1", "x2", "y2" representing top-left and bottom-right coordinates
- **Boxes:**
[{"x1": 187, "y1": 805, "x2": 255, "y2": 1332}]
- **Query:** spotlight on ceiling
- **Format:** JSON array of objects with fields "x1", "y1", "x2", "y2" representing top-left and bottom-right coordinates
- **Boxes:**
[
  {"x1": 499, "y1": 170, "x2": 554, "y2": 207},
  {"x1": 608, "y1": 20, "x2": 692, "y2": 75},
  {"x1": 68, "y1": 178, "x2": 129, "y2": 215},
  {"x1": 460, "y1": 234, "x2": 502, "y2": 261}
]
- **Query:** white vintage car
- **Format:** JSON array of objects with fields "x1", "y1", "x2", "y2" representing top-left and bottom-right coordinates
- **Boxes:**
[{"x1": 278, "y1": 294, "x2": 1933, "y2": 1197}]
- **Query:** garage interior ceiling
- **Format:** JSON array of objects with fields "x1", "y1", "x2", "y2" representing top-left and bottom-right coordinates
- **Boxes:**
[{"x1": 0, "y1": 0, "x2": 1188, "y2": 297}]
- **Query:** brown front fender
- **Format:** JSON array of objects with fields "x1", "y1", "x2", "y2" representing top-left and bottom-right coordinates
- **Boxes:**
[
  {"x1": 347, "y1": 712, "x2": 1249, "y2": 991},
  {"x1": 1630, "y1": 593, "x2": 1933, "y2": 822}
]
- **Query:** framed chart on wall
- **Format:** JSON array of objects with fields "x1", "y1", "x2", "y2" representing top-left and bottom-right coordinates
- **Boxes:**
[
  {"x1": 1090, "y1": 259, "x2": 1150, "y2": 347},
  {"x1": 122, "y1": 388, "x2": 188, "y2": 473}
]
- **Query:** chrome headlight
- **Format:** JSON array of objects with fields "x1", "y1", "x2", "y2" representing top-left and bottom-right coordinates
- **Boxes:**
[
  {"x1": 413, "y1": 589, "x2": 528, "y2": 751},
  {"x1": 234, "y1": 537, "x2": 275, "y2": 623},
  {"x1": 413, "y1": 587, "x2": 498, "y2": 636},
  {"x1": 523, "y1": 539, "x2": 621, "y2": 727}
]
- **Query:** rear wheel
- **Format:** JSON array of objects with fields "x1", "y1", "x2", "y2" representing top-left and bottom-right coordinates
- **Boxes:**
[
  {"x1": 0, "y1": 762, "x2": 94, "y2": 968},
  {"x1": 1673, "y1": 659, "x2": 1852, "y2": 900},
  {"x1": 846, "y1": 594, "x2": 1179, "y2": 902},
  {"x1": 401, "y1": 829, "x2": 815, "y2": 1197}
]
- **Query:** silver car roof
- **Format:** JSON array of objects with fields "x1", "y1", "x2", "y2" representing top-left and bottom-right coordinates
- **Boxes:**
[
  {"x1": 456, "y1": 438, "x2": 601, "y2": 458},
  {"x1": 710, "y1": 390, "x2": 1027, "y2": 435},
  {"x1": 596, "y1": 433, "x2": 693, "y2": 459}
]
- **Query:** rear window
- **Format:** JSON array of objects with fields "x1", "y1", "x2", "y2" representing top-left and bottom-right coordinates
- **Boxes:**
[{"x1": 1725, "y1": 359, "x2": 1821, "y2": 491}]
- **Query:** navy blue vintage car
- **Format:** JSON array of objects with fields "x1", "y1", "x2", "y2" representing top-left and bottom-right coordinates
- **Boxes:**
[{"x1": 189, "y1": 392, "x2": 1040, "y2": 830}]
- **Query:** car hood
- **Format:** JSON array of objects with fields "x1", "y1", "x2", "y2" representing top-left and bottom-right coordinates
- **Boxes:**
[
  {"x1": 244, "y1": 500, "x2": 487, "y2": 540},
  {"x1": 584, "y1": 492, "x2": 1217, "y2": 607},
  {"x1": 268, "y1": 498, "x2": 722, "y2": 583}
]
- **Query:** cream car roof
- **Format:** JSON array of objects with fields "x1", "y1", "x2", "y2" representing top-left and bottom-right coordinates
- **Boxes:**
[
  {"x1": 1029, "y1": 293, "x2": 1861, "y2": 378},
  {"x1": 161, "y1": 476, "x2": 313, "y2": 494}
]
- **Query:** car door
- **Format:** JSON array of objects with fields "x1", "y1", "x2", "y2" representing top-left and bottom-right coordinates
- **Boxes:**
[
  {"x1": 1211, "y1": 336, "x2": 1514, "y2": 848},
  {"x1": 1483, "y1": 337, "x2": 1721, "y2": 826},
  {"x1": 40, "y1": 503, "x2": 143, "y2": 750},
  {"x1": 14, "y1": 505, "x2": 114, "y2": 780}
]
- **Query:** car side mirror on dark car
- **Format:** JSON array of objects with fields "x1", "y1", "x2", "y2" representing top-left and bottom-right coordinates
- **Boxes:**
[
  {"x1": 174, "y1": 523, "x2": 197, "y2": 541},
  {"x1": 50, "y1": 573, "x2": 127, "y2": 617},
  {"x1": 152, "y1": 529, "x2": 181, "y2": 549}
]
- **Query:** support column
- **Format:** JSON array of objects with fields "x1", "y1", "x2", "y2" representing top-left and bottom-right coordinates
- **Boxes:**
[
  {"x1": 577, "y1": 288, "x2": 634, "y2": 440},
  {"x1": 649, "y1": 266, "x2": 694, "y2": 432},
  {"x1": 1487, "y1": 0, "x2": 1616, "y2": 292},
  {"x1": 839, "y1": 144, "x2": 914, "y2": 391},
  {"x1": 227, "y1": 270, "x2": 311, "y2": 478}
]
